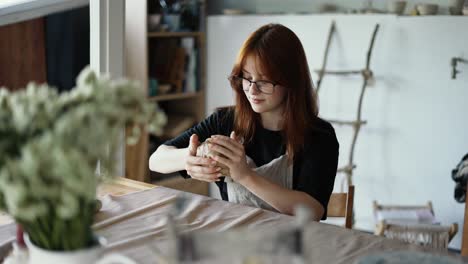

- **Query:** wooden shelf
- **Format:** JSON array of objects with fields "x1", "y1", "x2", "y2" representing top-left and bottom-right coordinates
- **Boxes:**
[
  {"x1": 160, "y1": 114, "x2": 196, "y2": 138},
  {"x1": 148, "y1": 31, "x2": 204, "y2": 38},
  {"x1": 125, "y1": 1, "x2": 207, "y2": 184},
  {"x1": 148, "y1": 91, "x2": 201, "y2": 102}
]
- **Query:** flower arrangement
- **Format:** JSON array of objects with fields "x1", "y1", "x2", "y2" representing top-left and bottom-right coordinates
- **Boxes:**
[{"x1": 0, "y1": 67, "x2": 166, "y2": 251}]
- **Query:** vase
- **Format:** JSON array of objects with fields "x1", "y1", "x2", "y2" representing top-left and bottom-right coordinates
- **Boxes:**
[
  {"x1": 163, "y1": 14, "x2": 180, "y2": 31},
  {"x1": 24, "y1": 234, "x2": 137, "y2": 264}
]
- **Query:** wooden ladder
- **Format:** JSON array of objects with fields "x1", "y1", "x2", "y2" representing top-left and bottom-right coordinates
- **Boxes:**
[{"x1": 315, "y1": 21, "x2": 380, "y2": 187}]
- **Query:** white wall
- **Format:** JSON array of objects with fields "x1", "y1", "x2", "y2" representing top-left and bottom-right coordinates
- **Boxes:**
[{"x1": 206, "y1": 14, "x2": 468, "y2": 249}]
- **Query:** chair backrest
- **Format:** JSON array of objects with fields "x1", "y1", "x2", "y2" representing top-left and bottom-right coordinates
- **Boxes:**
[
  {"x1": 462, "y1": 182, "x2": 468, "y2": 256},
  {"x1": 327, "y1": 185, "x2": 355, "y2": 229},
  {"x1": 375, "y1": 221, "x2": 458, "y2": 250},
  {"x1": 373, "y1": 200, "x2": 458, "y2": 250},
  {"x1": 372, "y1": 200, "x2": 436, "y2": 226},
  {"x1": 373, "y1": 201, "x2": 434, "y2": 216}
]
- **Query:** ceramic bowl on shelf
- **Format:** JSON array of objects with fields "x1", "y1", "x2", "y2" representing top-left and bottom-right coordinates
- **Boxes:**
[
  {"x1": 319, "y1": 3, "x2": 338, "y2": 13},
  {"x1": 449, "y1": 0, "x2": 465, "y2": 8},
  {"x1": 463, "y1": 7, "x2": 468, "y2": 15},
  {"x1": 449, "y1": 0, "x2": 465, "y2": 15},
  {"x1": 387, "y1": 1, "x2": 407, "y2": 15},
  {"x1": 223, "y1": 9, "x2": 247, "y2": 15},
  {"x1": 416, "y1": 4, "x2": 438, "y2": 15},
  {"x1": 148, "y1": 14, "x2": 161, "y2": 31},
  {"x1": 449, "y1": 7, "x2": 462, "y2": 15}
]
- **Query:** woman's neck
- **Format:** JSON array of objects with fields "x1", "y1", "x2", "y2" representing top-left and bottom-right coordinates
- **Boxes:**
[{"x1": 260, "y1": 111, "x2": 283, "y2": 131}]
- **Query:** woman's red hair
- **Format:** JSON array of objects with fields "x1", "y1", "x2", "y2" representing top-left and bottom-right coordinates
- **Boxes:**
[{"x1": 229, "y1": 23, "x2": 318, "y2": 160}]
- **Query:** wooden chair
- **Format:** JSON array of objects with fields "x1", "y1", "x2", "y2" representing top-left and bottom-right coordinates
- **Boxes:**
[
  {"x1": 375, "y1": 221, "x2": 458, "y2": 250},
  {"x1": 462, "y1": 181, "x2": 468, "y2": 256},
  {"x1": 373, "y1": 201, "x2": 434, "y2": 217},
  {"x1": 373, "y1": 200, "x2": 458, "y2": 250},
  {"x1": 327, "y1": 185, "x2": 355, "y2": 229}
]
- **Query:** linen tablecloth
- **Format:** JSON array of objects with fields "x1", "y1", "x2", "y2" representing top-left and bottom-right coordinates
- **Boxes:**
[{"x1": 1, "y1": 186, "x2": 466, "y2": 263}]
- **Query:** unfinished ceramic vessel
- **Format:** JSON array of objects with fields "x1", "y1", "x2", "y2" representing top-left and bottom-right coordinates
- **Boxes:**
[{"x1": 196, "y1": 139, "x2": 230, "y2": 176}]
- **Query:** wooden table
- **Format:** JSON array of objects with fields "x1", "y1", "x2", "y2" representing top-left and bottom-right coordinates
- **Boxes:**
[
  {"x1": 98, "y1": 177, "x2": 156, "y2": 196},
  {"x1": 0, "y1": 177, "x2": 156, "y2": 226}
]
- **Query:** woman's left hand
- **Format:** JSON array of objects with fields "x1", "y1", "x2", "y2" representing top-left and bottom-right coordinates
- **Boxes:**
[{"x1": 209, "y1": 132, "x2": 252, "y2": 184}]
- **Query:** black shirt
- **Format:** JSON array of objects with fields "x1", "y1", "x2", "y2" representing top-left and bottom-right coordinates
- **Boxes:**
[{"x1": 163, "y1": 107, "x2": 339, "y2": 220}]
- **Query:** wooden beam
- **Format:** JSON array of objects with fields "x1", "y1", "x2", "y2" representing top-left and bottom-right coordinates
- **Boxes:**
[{"x1": 316, "y1": 21, "x2": 335, "y2": 93}]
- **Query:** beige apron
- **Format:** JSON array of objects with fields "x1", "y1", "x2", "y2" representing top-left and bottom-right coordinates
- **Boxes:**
[{"x1": 225, "y1": 154, "x2": 293, "y2": 212}]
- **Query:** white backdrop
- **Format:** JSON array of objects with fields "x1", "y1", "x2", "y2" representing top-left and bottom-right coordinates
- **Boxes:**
[{"x1": 206, "y1": 14, "x2": 468, "y2": 249}]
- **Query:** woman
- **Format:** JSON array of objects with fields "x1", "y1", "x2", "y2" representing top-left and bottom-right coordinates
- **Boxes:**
[{"x1": 149, "y1": 24, "x2": 338, "y2": 221}]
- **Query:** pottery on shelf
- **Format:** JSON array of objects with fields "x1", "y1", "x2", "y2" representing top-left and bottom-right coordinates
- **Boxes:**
[
  {"x1": 319, "y1": 4, "x2": 339, "y2": 13},
  {"x1": 148, "y1": 14, "x2": 162, "y2": 31},
  {"x1": 464, "y1": 7, "x2": 468, "y2": 15},
  {"x1": 387, "y1": 1, "x2": 407, "y2": 15},
  {"x1": 449, "y1": 0, "x2": 465, "y2": 15},
  {"x1": 223, "y1": 9, "x2": 247, "y2": 15},
  {"x1": 416, "y1": 4, "x2": 438, "y2": 15}
]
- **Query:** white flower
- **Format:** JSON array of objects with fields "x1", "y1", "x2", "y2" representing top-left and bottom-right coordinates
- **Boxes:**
[
  {"x1": 56, "y1": 191, "x2": 79, "y2": 219},
  {"x1": 149, "y1": 107, "x2": 168, "y2": 136},
  {"x1": 0, "y1": 178, "x2": 48, "y2": 221},
  {"x1": 76, "y1": 66, "x2": 98, "y2": 87},
  {"x1": 0, "y1": 66, "x2": 167, "y2": 250}
]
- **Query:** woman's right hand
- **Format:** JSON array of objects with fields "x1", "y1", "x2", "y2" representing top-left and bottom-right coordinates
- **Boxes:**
[{"x1": 185, "y1": 134, "x2": 222, "y2": 182}]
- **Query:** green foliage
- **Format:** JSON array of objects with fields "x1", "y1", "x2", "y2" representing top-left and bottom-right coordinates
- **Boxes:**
[{"x1": 0, "y1": 67, "x2": 166, "y2": 251}]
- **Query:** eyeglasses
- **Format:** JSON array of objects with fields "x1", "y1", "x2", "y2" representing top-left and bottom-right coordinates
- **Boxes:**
[{"x1": 228, "y1": 76, "x2": 277, "y2": 95}]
